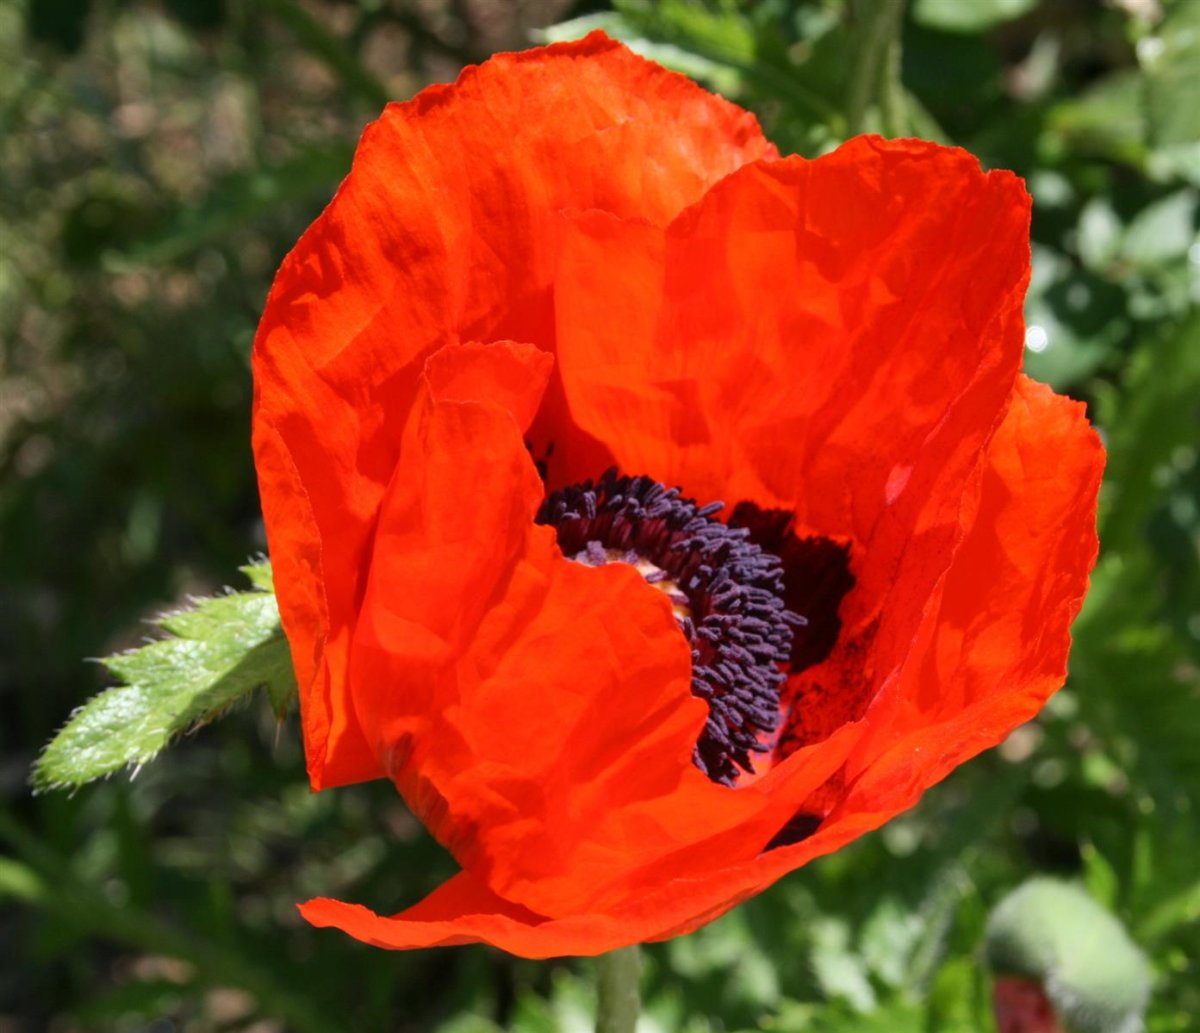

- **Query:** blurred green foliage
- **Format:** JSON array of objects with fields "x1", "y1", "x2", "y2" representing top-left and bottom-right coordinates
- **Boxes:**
[{"x1": 2, "y1": 0, "x2": 1198, "y2": 1031}]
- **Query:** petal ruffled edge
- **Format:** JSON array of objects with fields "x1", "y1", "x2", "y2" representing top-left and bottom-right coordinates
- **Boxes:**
[{"x1": 295, "y1": 808, "x2": 858, "y2": 959}]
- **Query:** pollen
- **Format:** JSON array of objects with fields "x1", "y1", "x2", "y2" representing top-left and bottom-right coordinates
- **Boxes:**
[
  {"x1": 568, "y1": 544, "x2": 693, "y2": 620},
  {"x1": 536, "y1": 469, "x2": 805, "y2": 786}
]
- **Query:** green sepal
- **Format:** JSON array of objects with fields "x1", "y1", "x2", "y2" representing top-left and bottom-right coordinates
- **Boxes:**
[{"x1": 32, "y1": 561, "x2": 296, "y2": 792}]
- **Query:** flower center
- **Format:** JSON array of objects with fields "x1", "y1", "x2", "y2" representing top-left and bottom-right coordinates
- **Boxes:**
[{"x1": 536, "y1": 469, "x2": 804, "y2": 786}]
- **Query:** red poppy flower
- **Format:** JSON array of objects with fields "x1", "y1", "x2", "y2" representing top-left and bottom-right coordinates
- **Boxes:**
[{"x1": 252, "y1": 33, "x2": 1104, "y2": 958}]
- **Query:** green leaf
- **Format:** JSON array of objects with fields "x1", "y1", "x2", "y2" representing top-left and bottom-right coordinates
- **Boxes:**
[
  {"x1": 1022, "y1": 244, "x2": 1124, "y2": 390},
  {"x1": 1080, "y1": 841, "x2": 1121, "y2": 910},
  {"x1": 33, "y1": 562, "x2": 296, "y2": 792},
  {"x1": 859, "y1": 899, "x2": 922, "y2": 990},
  {"x1": 810, "y1": 917, "x2": 877, "y2": 1013},
  {"x1": 1076, "y1": 198, "x2": 1123, "y2": 273},
  {"x1": 538, "y1": 11, "x2": 743, "y2": 97},
  {"x1": 1137, "y1": 874, "x2": 1200, "y2": 943},
  {"x1": 926, "y1": 956, "x2": 987, "y2": 1029},
  {"x1": 1143, "y1": 1, "x2": 1200, "y2": 183},
  {"x1": 1046, "y1": 69, "x2": 1148, "y2": 167},
  {"x1": 241, "y1": 559, "x2": 275, "y2": 593},
  {"x1": 1120, "y1": 189, "x2": 1198, "y2": 269},
  {"x1": 1100, "y1": 313, "x2": 1200, "y2": 551},
  {"x1": 540, "y1": 1, "x2": 759, "y2": 98}
]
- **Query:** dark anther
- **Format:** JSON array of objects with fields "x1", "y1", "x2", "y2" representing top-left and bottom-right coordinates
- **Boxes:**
[
  {"x1": 729, "y1": 502, "x2": 855, "y2": 674},
  {"x1": 536, "y1": 469, "x2": 804, "y2": 787}
]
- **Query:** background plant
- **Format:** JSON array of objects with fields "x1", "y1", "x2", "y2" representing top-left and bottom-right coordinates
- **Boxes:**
[{"x1": 2, "y1": 1, "x2": 1197, "y2": 1030}]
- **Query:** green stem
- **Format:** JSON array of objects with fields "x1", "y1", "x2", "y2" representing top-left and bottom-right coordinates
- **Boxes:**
[
  {"x1": 595, "y1": 944, "x2": 643, "y2": 1033},
  {"x1": 879, "y1": 1, "x2": 909, "y2": 137},
  {"x1": 845, "y1": 0, "x2": 908, "y2": 137}
]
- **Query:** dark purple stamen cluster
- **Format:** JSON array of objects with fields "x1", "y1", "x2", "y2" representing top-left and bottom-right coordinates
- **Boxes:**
[{"x1": 536, "y1": 469, "x2": 805, "y2": 786}]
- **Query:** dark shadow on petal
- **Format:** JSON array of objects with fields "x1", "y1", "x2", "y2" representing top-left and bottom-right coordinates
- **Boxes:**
[
  {"x1": 729, "y1": 502, "x2": 855, "y2": 672},
  {"x1": 775, "y1": 616, "x2": 878, "y2": 760},
  {"x1": 762, "y1": 811, "x2": 823, "y2": 853}
]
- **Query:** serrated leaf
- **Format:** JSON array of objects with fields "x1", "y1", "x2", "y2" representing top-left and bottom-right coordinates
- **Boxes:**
[
  {"x1": 33, "y1": 563, "x2": 296, "y2": 792},
  {"x1": 241, "y1": 559, "x2": 275, "y2": 592}
]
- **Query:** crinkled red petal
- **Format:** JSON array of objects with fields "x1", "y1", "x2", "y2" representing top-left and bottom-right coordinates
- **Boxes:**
[
  {"x1": 252, "y1": 33, "x2": 775, "y2": 790},
  {"x1": 834, "y1": 375, "x2": 1104, "y2": 808},
  {"x1": 352, "y1": 339, "x2": 866, "y2": 919},
  {"x1": 300, "y1": 370, "x2": 1101, "y2": 958},
  {"x1": 253, "y1": 30, "x2": 1103, "y2": 958},
  {"x1": 554, "y1": 135, "x2": 1032, "y2": 754}
]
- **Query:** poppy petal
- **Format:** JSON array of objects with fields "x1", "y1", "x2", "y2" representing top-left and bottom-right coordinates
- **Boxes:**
[
  {"x1": 351, "y1": 337, "x2": 868, "y2": 920},
  {"x1": 833, "y1": 374, "x2": 1105, "y2": 807},
  {"x1": 295, "y1": 810, "x2": 845, "y2": 959},
  {"x1": 554, "y1": 136, "x2": 1032, "y2": 751},
  {"x1": 303, "y1": 370, "x2": 1101, "y2": 959},
  {"x1": 423, "y1": 340, "x2": 555, "y2": 427},
  {"x1": 253, "y1": 33, "x2": 776, "y2": 790},
  {"x1": 347, "y1": 348, "x2": 709, "y2": 919},
  {"x1": 678, "y1": 373, "x2": 1103, "y2": 941},
  {"x1": 256, "y1": 40, "x2": 1105, "y2": 959},
  {"x1": 641, "y1": 372, "x2": 1104, "y2": 942}
]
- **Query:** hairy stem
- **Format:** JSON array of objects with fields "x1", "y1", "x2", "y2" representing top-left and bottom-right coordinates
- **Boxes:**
[{"x1": 595, "y1": 944, "x2": 643, "y2": 1033}]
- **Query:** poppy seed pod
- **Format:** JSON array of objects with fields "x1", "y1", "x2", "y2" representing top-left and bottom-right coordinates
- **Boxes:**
[{"x1": 252, "y1": 33, "x2": 1104, "y2": 958}]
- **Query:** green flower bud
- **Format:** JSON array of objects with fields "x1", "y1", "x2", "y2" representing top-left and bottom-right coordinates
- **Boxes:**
[{"x1": 985, "y1": 878, "x2": 1151, "y2": 1033}]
